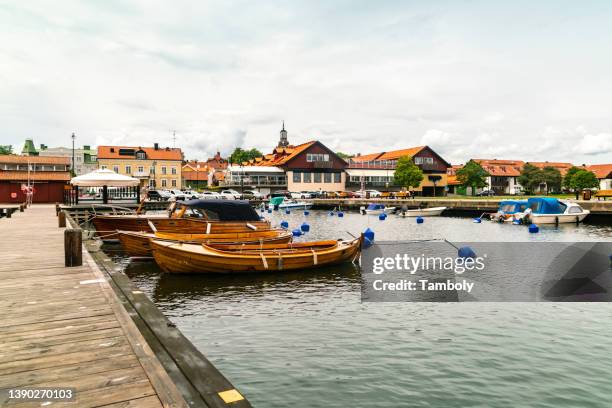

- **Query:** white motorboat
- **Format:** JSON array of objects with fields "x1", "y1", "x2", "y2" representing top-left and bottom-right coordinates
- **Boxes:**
[
  {"x1": 278, "y1": 200, "x2": 313, "y2": 210},
  {"x1": 524, "y1": 198, "x2": 589, "y2": 224},
  {"x1": 360, "y1": 204, "x2": 396, "y2": 215},
  {"x1": 397, "y1": 206, "x2": 447, "y2": 217}
]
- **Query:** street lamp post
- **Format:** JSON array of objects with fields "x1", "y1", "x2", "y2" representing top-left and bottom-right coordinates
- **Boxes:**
[{"x1": 71, "y1": 132, "x2": 76, "y2": 175}]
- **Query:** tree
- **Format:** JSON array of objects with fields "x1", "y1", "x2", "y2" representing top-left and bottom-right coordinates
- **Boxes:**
[
  {"x1": 229, "y1": 148, "x2": 263, "y2": 164},
  {"x1": 541, "y1": 166, "x2": 562, "y2": 194},
  {"x1": 336, "y1": 151, "x2": 351, "y2": 160},
  {"x1": 563, "y1": 167, "x2": 598, "y2": 199},
  {"x1": 563, "y1": 166, "x2": 582, "y2": 191},
  {"x1": 456, "y1": 161, "x2": 488, "y2": 196},
  {"x1": 393, "y1": 156, "x2": 424, "y2": 193},
  {"x1": 518, "y1": 163, "x2": 545, "y2": 194},
  {"x1": 0, "y1": 145, "x2": 12, "y2": 155}
]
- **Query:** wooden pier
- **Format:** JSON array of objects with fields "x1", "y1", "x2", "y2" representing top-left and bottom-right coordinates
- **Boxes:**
[{"x1": 0, "y1": 205, "x2": 249, "y2": 407}]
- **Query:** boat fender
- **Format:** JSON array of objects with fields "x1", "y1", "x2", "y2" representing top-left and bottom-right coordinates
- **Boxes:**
[
  {"x1": 206, "y1": 222, "x2": 211, "y2": 234},
  {"x1": 529, "y1": 224, "x2": 539, "y2": 233},
  {"x1": 280, "y1": 220, "x2": 289, "y2": 229},
  {"x1": 378, "y1": 213, "x2": 386, "y2": 221},
  {"x1": 247, "y1": 223, "x2": 257, "y2": 230},
  {"x1": 277, "y1": 253, "x2": 283, "y2": 270},
  {"x1": 555, "y1": 216, "x2": 559, "y2": 225},
  {"x1": 359, "y1": 206, "x2": 365, "y2": 215},
  {"x1": 416, "y1": 216, "x2": 424, "y2": 224},
  {"x1": 458, "y1": 246, "x2": 476, "y2": 259},
  {"x1": 267, "y1": 208, "x2": 273, "y2": 214},
  {"x1": 292, "y1": 229, "x2": 302, "y2": 237},
  {"x1": 338, "y1": 212, "x2": 344, "y2": 217},
  {"x1": 363, "y1": 228, "x2": 375, "y2": 242},
  {"x1": 301, "y1": 222, "x2": 310, "y2": 232},
  {"x1": 329, "y1": 211, "x2": 335, "y2": 216}
]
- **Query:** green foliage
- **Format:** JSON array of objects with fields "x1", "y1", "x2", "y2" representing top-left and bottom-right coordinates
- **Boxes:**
[
  {"x1": 518, "y1": 163, "x2": 545, "y2": 194},
  {"x1": 563, "y1": 166, "x2": 585, "y2": 190},
  {"x1": 540, "y1": 166, "x2": 562, "y2": 193},
  {"x1": 229, "y1": 148, "x2": 263, "y2": 164},
  {"x1": 336, "y1": 151, "x2": 351, "y2": 159},
  {"x1": 393, "y1": 156, "x2": 424, "y2": 190},
  {"x1": 456, "y1": 161, "x2": 488, "y2": 195},
  {"x1": 572, "y1": 169, "x2": 599, "y2": 190},
  {"x1": 0, "y1": 145, "x2": 12, "y2": 155}
]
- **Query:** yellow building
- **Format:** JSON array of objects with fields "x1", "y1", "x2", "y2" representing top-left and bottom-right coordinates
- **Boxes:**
[{"x1": 97, "y1": 144, "x2": 183, "y2": 189}]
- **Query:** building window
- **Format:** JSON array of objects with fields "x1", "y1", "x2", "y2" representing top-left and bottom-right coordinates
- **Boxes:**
[
  {"x1": 171, "y1": 179, "x2": 177, "y2": 187},
  {"x1": 101, "y1": 165, "x2": 107, "y2": 170},
  {"x1": 303, "y1": 172, "x2": 312, "y2": 183},
  {"x1": 161, "y1": 179, "x2": 167, "y2": 187},
  {"x1": 125, "y1": 165, "x2": 132, "y2": 174},
  {"x1": 136, "y1": 152, "x2": 146, "y2": 159},
  {"x1": 414, "y1": 157, "x2": 423, "y2": 165},
  {"x1": 314, "y1": 172, "x2": 321, "y2": 183},
  {"x1": 148, "y1": 179, "x2": 155, "y2": 188},
  {"x1": 138, "y1": 166, "x2": 144, "y2": 173},
  {"x1": 306, "y1": 153, "x2": 330, "y2": 162},
  {"x1": 161, "y1": 166, "x2": 167, "y2": 175},
  {"x1": 293, "y1": 171, "x2": 301, "y2": 183},
  {"x1": 113, "y1": 165, "x2": 119, "y2": 173},
  {"x1": 171, "y1": 167, "x2": 177, "y2": 175},
  {"x1": 334, "y1": 172, "x2": 341, "y2": 183},
  {"x1": 324, "y1": 173, "x2": 332, "y2": 183},
  {"x1": 425, "y1": 157, "x2": 434, "y2": 164}
]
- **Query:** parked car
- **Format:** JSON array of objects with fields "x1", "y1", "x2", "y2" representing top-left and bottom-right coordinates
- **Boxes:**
[
  {"x1": 325, "y1": 191, "x2": 340, "y2": 198},
  {"x1": 290, "y1": 191, "x2": 312, "y2": 199},
  {"x1": 477, "y1": 189, "x2": 496, "y2": 197},
  {"x1": 307, "y1": 191, "x2": 326, "y2": 198},
  {"x1": 220, "y1": 189, "x2": 242, "y2": 200},
  {"x1": 147, "y1": 189, "x2": 172, "y2": 201},
  {"x1": 242, "y1": 190, "x2": 265, "y2": 200},
  {"x1": 199, "y1": 191, "x2": 223, "y2": 199},
  {"x1": 270, "y1": 190, "x2": 292, "y2": 198},
  {"x1": 337, "y1": 191, "x2": 356, "y2": 198},
  {"x1": 168, "y1": 189, "x2": 188, "y2": 200},
  {"x1": 181, "y1": 189, "x2": 200, "y2": 199},
  {"x1": 355, "y1": 190, "x2": 381, "y2": 198}
]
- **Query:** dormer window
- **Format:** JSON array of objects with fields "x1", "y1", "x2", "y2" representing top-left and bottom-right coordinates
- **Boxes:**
[{"x1": 136, "y1": 151, "x2": 146, "y2": 160}]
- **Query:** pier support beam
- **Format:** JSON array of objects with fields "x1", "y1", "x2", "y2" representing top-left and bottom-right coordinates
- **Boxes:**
[{"x1": 64, "y1": 228, "x2": 82, "y2": 267}]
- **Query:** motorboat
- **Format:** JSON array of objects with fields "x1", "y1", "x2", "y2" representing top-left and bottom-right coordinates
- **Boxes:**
[
  {"x1": 489, "y1": 200, "x2": 529, "y2": 223},
  {"x1": 268, "y1": 197, "x2": 313, "y2": 210},
  {"x1": 360, "y1": 204, "x2": 396, "y2": 215},
  {"x1": 150, "y1": 238, "x2": 362, "y2": 273},
  {"x1": 524, "y1": 198, "x2": 590, "y2": 224},
  {"x1": 396, "y1": 206, "x2": 447, "y2": 217}
]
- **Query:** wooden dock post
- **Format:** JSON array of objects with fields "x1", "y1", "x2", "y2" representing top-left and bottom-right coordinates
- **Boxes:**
[
  {"x1": 64, "y1": 228, "x2": 82, "y2": 266},
  {"x1": 6, "y1": 209, "x2": 11, "y2": 218},
  {"x1": 19, "y1": 203, "x2": 24, "y2": 212},
  {"x1": 58, "y1": 210, "x2": 66, "y2": 227}
]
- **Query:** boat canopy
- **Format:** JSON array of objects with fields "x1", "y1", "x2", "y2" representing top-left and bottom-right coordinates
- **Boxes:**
[
  {"x1": 178, "y1": 199, "x2": 260, "y2": 221},
  {"x1": 527, "y1": 197, "x2": 567, "y2": 214},
  {"x1": 498, "y1": 200, "x2": 528, "y2": 214},
  {"x1": 269, "y1": 196, "x2": 285, "y2": 206},
  {"x1": 367, "y1": 204, "x2": 385, "y2": 211}
]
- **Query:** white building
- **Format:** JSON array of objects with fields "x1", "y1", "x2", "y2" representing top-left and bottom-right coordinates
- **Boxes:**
[{"x1": 39, "y1": 144, "x2": 98, "y2": 176}]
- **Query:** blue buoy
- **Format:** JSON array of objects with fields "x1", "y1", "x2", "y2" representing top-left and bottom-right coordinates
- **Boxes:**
[
  {"x1": 458, "y1": 246, "x2": 477, "y2": 259},
  {"x1": 337, "y1": 212, "x2": 344, "y2": 217},
  {"x1": 512, "y1": 219, "x2": 522, "y2": 225},
  {"x1": 363, "y1": 236, "x2": 373, "y2": 249},
  {"x1": 267, "y1": 209, "x2": 272, "y2": 214},
  {"x1": 285, "y1": 209, "x2": 291, "y2": 214},
  {"x1": 529, "y1": 224, "x2": 539, "y2": 233},
  {"x1": 363, "y1": 227, "x2": 375, "y2": 242},
  {"x1": 416, "y1": 216, "x2": 424, "y2": 224},
  {"x1": 260, "y1": 208, "x2": 265, "y2": 213},
  {"x1": 300, "y1": 223, "x2": 310, "y2": 232},
  {"x1": 472, "y1": 218, "x2": 481, "y2": 223},
  {"x1": 329, "y1": 211, "x2": 334, "y2": 216},
  {"x1": 304, "y1": 210, "x2": 309, "y2": 216},
  {"x1": 292, "y1": 228, "x2": 302, "y2": 237},
  {"x1": 280, "y1": 220, "x2": 289, "y2": 229},
  {"x1": 378, "y1": 213, "x2": 386, "y2": 221}
]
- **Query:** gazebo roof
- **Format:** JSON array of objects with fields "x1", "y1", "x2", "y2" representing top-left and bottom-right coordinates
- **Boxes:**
[{"x1": 70, "y1": 168, "x2": 140, "y2": 187}]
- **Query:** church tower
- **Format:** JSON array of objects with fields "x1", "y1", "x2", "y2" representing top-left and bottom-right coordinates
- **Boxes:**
[{"x1": 277, "y1": 121, "x2": 289, "y2": 148}]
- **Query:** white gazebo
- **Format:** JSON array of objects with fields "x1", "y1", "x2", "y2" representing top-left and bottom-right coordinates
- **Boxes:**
[{"x1": 70, "y1": 169, "x2": 140, "y2": 204}]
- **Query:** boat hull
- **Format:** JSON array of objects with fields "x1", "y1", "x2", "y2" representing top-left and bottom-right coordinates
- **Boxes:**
[
  {"x1": 397, "y1": 207, "x2": 446, "y2": 217},
  {"x1": 529, "y1": 212, "x2": 589, "y2": 224},
  {"x1": 151, "y1": 239, "x2": 362, "y2": 274},
  {"x1": 118, "y1": 229, "x2": 293, "y2": 257}
]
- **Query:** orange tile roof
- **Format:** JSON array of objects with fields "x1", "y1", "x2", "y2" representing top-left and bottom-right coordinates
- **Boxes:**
[
  {"x1": 447, "y1": 175, "x2": 462, "y2": 185},
  {"x1": 447, "y1": 164, "x2": 464, "y2": 176},
  {"x1": 472, "y1": 159, "x2": 525, "y2": 177},
  {"x1": 527, "y1": 161, "x2": 575, "y2": 175},
  {"x1": 252, "y1": 141, "x2": 317, "y2": 167},
  {"x1": 0, "y1": 155, "x2": 70, "y2": 165},
  {"x1": 378, "y1": 146, "x2": 426, "y2": 161},
  {"x1": 98, "y1": 145, "x2": 183, "y2": 161},
  {"x1": 587, "y1": 164, "x2": 612, "y2": 179},
  {"x1": 0, "y1": 171, "x2": 70, "y2": 181},
  {"x1": 350, "y1": 152, "x2": 384, "y2": 162}
]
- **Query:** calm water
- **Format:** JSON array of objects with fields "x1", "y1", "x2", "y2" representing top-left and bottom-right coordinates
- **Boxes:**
[{"x1": 113, "y1": 210, "x2": 612, "y2": 407}]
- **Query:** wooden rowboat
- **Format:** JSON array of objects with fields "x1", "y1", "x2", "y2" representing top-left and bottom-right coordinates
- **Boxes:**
[
  {"x1": 118, "y1": 229, "x2": 293, "y2": 257},
  {"x1": 151, "y1": 238, "x2": 363, "y2": 274}
]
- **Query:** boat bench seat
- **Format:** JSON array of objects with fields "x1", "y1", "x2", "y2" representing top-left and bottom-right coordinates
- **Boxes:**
[{"x1": 595, "y1": 190, "x2": 612, "y2": 200}]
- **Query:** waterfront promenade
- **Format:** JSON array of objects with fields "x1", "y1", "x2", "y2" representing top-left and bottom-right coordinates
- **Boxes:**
[{"x1": 0, "y1": 205, "x2": 188, "y2": 407}]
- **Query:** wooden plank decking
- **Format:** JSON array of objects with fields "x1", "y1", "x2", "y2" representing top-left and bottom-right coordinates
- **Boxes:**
[{"x1": 0, "y1": 204, "x2": 188, "y2": 407}]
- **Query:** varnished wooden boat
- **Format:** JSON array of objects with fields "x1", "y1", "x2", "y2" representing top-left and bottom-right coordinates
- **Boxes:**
[
  {"x1": 150, "y1": 237, "x2": 363, "y2": 274},
  {"x1": 118, "y1": 229, "x2": 293, "y2": 257}
]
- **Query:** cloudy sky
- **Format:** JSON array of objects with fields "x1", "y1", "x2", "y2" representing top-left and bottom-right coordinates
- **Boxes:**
[{"x1": 1, "y1": 0, "x2": 611, "y2": 165}]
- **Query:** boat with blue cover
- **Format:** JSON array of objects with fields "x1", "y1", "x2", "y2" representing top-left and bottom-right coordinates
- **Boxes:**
[
  {"x1": 360, "y1": 203, "x2": 396, "y2": 215},
  {"x1": 525, "y1": 197, "x2": 590, "y2": 224},
  {"x1": 490, "y1": 200, "x2": 529, "y2": 222}
]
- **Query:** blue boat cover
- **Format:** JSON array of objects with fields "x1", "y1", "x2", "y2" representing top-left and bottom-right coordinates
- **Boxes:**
[
  {"x1": 527, "y1": 197, "x2": 565, "y2": 214},
  {"x1": 498, "y1": 200, "x2": 528, "y2": 214},
  {"x1": 367, "y1": 204, "x2": 385, "y2": 211}
]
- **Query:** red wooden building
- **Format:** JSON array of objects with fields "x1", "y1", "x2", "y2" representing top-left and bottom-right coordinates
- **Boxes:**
[{"x1": 0, "y1": 155, "x2": 71, "y2": 203}]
